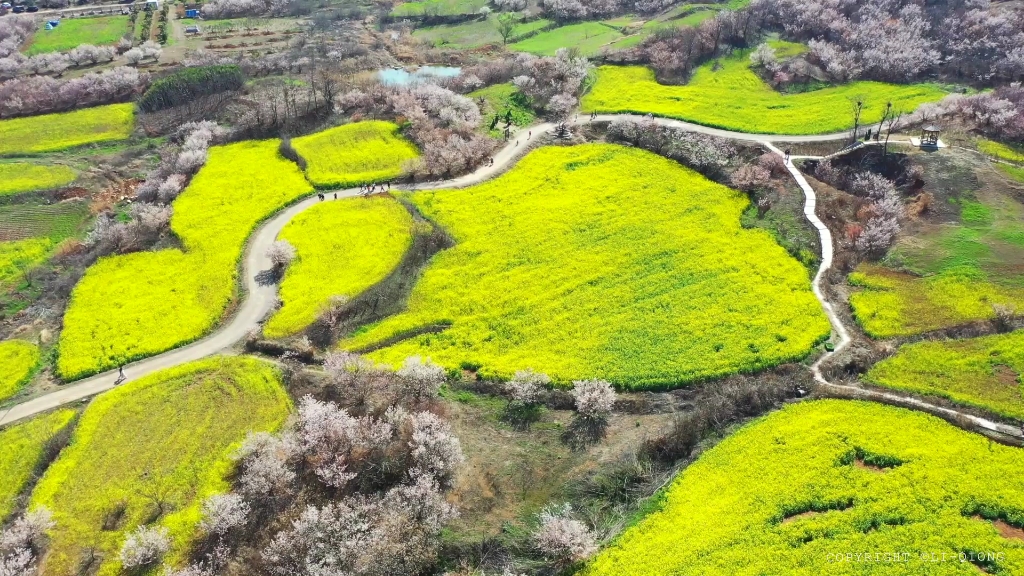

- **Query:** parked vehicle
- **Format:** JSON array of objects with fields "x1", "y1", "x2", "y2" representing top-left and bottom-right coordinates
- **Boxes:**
[{"x1": 12, "y1": 5, "x2": 26, "y2": 12}]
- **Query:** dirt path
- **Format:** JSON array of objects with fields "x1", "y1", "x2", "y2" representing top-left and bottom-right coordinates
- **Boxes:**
[{"x1": 1, "y1": 115, "x2": 1017, "y2": 443}]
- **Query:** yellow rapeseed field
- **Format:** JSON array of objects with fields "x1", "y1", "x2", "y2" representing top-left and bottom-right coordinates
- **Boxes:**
[
  {"x1": 292, "y1": 121, "x2": 419, "y2": 188},
  {"x1": 264, "y1": 196, "x2": 414, "y2": 338},
  {"x1": 0, "y1": 339, "x2": 41, "y2": 403},
  {"x1": 58, "y1": 140, "x2": 313, "y2": 379},
  {"x1": 341, "y1": 144, "x2": 830, "y2": 389},
  {"x1": 30, "y1": 357, "x2": 291, "y2": 576},
  {"x1": 0, "y1": 410, "x2": 76, "y2": 521},
  {"x1": 581, "y1": 55, "x2": 946, "y2": 134},
  {"x1": 0, "y1": 162, "x2": 77, "y2": 196},
  {"x1": 0, "y1": 104, "x2": 135, "y2": 156},
  {"x1": 583, "y1": 400, "x2": 1024, "y2": 575},
  {"x1": 848, "y1": 265, "x2": 1024, "y2": 338},
  {"x1": 867, "y1": 331, "x2": 1024, "y2": 420}
]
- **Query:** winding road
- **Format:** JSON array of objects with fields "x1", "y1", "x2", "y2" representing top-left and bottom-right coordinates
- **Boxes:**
[{"x1": 1, "y1": 114, "x2": 1019, "y2": 443}]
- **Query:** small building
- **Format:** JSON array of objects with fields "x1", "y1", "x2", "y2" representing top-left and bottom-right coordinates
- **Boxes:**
[
  {"x1": 46, "y1": 19, "x2": 60, "y2": 28},
  {"x1": 921, "y1": 126, "x2": 941, "y2": 146},
  {"x1": 184, "y1": 8, "x2": 199, "y2": 17},
  {"x1": 184, "y1": 24, "x2": 201, "y2": 34}
]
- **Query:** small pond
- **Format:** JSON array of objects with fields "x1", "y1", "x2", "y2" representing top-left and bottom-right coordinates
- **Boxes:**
[{"x1": 378, "y1": 66, "x2": 462, "y2": 86}]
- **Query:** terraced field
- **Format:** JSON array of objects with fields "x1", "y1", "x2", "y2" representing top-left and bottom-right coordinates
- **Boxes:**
[
  {"x1": 0, "y1": 104, "x2": 135, "y2": 155},
  {"x1": 0, "y1": 340, "x2": 40, "y2": 403},
  {"x1": 584, "y1": 400, "x2": 1024, "y2": 575},
  {"x1": 341, "y1": 144, "x2": 830, "y2": 389},
  {"x1": 30, "y1": 357, "x2": 291, "y2": 576},
  {"x1": 867, "y1": 331, "x2": 1024, "y2": 420},
  {"x1": 58, "y1": 140, "x2": 313, "y2": 379},
  {"x1": 581, "y1": 53, "x2": 946, "y2": 134},
  {"x1": 292, "y1": 121, "x2": 419, "y2": 188},
  {"x1": 0, "y1": 410, "x2": 75, "y2": 520},
  {"x1": 264, "y1": 196, "x2": 414, "y2": 338},
  {"x1": 0, "y1": 162, "x2": 77, "y2": 197}
]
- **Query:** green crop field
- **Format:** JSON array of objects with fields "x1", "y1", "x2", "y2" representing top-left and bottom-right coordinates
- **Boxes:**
[
  {"x1": 58, "y1": 140, "x2": 313, "y2": 380},
  {"x1": 867, "y1": 331, "x2": 1024, "y2": 420},
  {"x1": 292, "y1": 121, "x2": 419, "y2": 188},
  {"x1": 849, "y1": 266, "x2": 1024, "y2": 338},
  {"x1": 0, "y1": 163, "x2": 77, "y2": 197},
  {"x1": 413, "y1": 16, "x2": 552, "y2": 49},
  {"x1": 0, "y1": 200, "x2": 92, "y2": 243},
  {"x1": 583, "y1": 400, "x2": 1024, "y2": 575},
  {"x1": 609, "y1": 10, "x2": 719, "y2": 50},
  {"x1": 852, "y1": 191, "x2": 1024, "y2": 337},
  {"x1": 23, "y1": 15, "x2": 129, "y2": 55},
  {"x1": 0, "y1": 104, "x2": 135, "y2": 156},
  {"x1": 392, "y1": 0, "x2": 488, "y2": 16},
  {"x1": 0, "y1": 410, "x2": 76, "y2": 521},
  {"x1": 581, "y1": 54, "x2": 946, "y2": 134},
  {"x1": 30, "y1": 357, "x2": 291, "y2": 576},
  {"x1": 341, "y1": 144, "x2": 830, "y2": 389},
  {"x1": 0, "y1": 340, "x2": 40, "y2": 403},
  {"x1": 511, "y1": 21, "x2": 624, "y2": 56},
  {"x1": 264, "y1": 197, "x2": 414, "y2": 338}
]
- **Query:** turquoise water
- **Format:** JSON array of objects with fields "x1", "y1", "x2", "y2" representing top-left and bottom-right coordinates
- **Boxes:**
[{"x1": 378, "y1": 66, "x2": 462, "y2": 86}]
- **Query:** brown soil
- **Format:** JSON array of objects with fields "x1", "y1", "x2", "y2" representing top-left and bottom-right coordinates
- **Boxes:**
[
  {"x1": 993, "y1": 365, "x2": 1020, "y2": 388},
  {"x1": 992, "y1": 518, "x2": 1024, "y2": 541},
  {"x1": 854, "y1": 459, "x2": 886, "y2": 473},
  {"x1": 781, "y1": 510, "x2": 821, "y2": 523}
]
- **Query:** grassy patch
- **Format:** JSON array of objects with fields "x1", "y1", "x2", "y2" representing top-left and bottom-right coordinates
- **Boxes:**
[
  {"x1": 392, "y1": 0, "x2": 488, "y2": 16},
  {"x1": 998, "y1": 163, "x2": 1024, "y2": 184},
  {"x1": 0, "y1": 410, "x2": 76, "y2": 521},
  {"x1": 0, "y1": 340, "x2": 41, "y2": 403},
  {"x1": 0, "y1": 238, "x2": 55, "y2": 290},
  {"x1": 0, "y1": 104, "x2": 135, "y2": 156},
  {"x1": 581, "y1": 55, "x2": 946, "y2": 134},
  {"x1": 292, "y1": 121, "x2": 419, "y2": 188},
  {"x1": 341, "y1": 144, "x2": 829, "y2": 389},
  {"x1": 0, "y1": 200, "x2": 92, "y2": 244},
  {"x1": 853, "y1": 187, "x2": 1024, "y2": 337},
  {"x1": 0, "y1": 163, "x2": 77, "y2": 196},
  {"x1": 848, "y1": 265, "x2": 1024, "y2": 338},
  {"x1": 582, "y1": 400, "x2": 1024, "y2": 575},
  {"x1": 24, "y1": 15, "x2": 129, "y2": 55},
  {"x1": 979, "y1": 139, "x2": 1024, "y2": 164},
  {"x1": 30, "y1": 357, "x2": 291, "y2": 576},
  {"x1": 58, "y1": 140, "x2": 313, "y2": 380},
  {"x1": 511, "y1": 21, "x2": 624, "y2": 56},
  {"x1": 470, "y1": 82, "x2": 535, "y2": 132},
  {"x1": 264, "y1": 196, "x2": 414, "y2": 338},
  {"x1": 867, "y1": 331, "x2": 1024, "y2": 420},
  {"x1": 413, "y1": 16, "x2": 552, "y2": 49}
]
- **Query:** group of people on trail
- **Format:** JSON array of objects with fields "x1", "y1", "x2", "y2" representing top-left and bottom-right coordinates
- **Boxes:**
[{"x1": 313, "y1": 182, "x2": 392, "y2": 201}]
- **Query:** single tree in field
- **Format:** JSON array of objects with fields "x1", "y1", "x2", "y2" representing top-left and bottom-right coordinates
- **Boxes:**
[
  {"x1": 267, "y1": 240, "x2": 296, "y2": 268},
  {"x1": 848, "y1": 96, "x2": 864, "y2": 143},
  {"x1": 881, "y1": 106, "x2": 904, "y2": 156},
  {"x1": 496, "y1": 12, "x2": 518, "y2": 45}
]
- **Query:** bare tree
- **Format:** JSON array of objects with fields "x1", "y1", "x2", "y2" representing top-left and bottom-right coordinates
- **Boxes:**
[
  {"x1": 849, "y1": 96, "x2": 864, "y2": 143},
  {"x1": 882, "y1": 106, "x2": 904, "y2": 156}
]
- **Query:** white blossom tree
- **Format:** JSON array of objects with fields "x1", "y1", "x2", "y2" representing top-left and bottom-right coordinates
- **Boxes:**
[
  {"x1": 266, "y1": 240, "x2": 297, "y2": 268},
  {"x1": 118, "y1": 525, "x2": 170, "y2": 571},
  {"x1": 533, "y1": 503, "x2": 597, "y2": 564}
]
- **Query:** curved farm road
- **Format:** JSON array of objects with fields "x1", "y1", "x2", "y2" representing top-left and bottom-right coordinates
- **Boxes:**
[{"x1": 2, "y1": 115, "x2": 1019, "y2": 443}]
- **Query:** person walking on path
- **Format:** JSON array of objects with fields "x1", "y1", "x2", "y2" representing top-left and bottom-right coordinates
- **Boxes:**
[
  {"x1": 333, "y1": 192, "x2": 337, "y2": 199},
  {"x1": 528, "y1": 131, "x2": 532, "y2": 139},
  {"x1": 784, "y1": 148, "x2": 791, "y2": 165},
  {"x1": 115, "y1": 365, "x2": 125, "y2": 384}
]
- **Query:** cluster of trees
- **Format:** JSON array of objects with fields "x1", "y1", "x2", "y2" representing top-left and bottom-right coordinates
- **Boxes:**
[
  {"x1": 815, "y1": 161, "x2": 904, "y2": 255},
  {"x1": 200, "y1": 0, "x2": 312, "y2": 19},
  {"x1": 541, "y1": 0, "x2": 676, "y2": 20},
  {"x1": 607, "y1": 116, "x2": 736, "y2": 178},
  {"x1": 156, "y1": 354, "x2": 464, "y2": 576},
  {"x1": 123, "y1": 40, "x2": 164, "y2": 67},
  {"x1": 611, "y1": 10, "x2": 760, "y2": 80},
  {"x1": 135, "y1": 121, "x2": 227, "y2": 204},
  {"x1": 0, "y1": 509, "x2": 54, "y2": 576},
  {"x1": 336, "y1": 82, "x2": 496, "y2": 177},
  {"x1": 0, "y1": 45, "x2": 120, "y2": 80},
  {"x1": 0, "y1": 66, "x2": 147, "y2": 118},
  {"x1": 756, "y1": 0, "x2": 1024, "y2": 83},
  {"x1": 138, "y1": 65, "x2": 245, "y2": 113},
  {"x1": 909, "y1": 85, "x2": 1024, "y2": 144},
  {"x1": 0, "y1": 15, "x2": 34, "y2": 61}
]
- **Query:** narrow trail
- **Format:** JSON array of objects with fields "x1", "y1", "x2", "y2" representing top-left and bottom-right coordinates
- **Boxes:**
[{"x1": 2, "y1": 115, "x2": 1019, "y2": 443}]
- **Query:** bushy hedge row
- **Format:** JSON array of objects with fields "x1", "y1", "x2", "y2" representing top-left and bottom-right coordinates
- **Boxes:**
[{"x1": 138, "y1": 64, "x2": 245, "y2": 113}]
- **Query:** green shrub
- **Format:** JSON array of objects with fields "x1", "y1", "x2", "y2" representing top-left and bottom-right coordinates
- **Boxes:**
[{"x1": 138, "y1": 65, "x2": 245, "y2": 113}]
